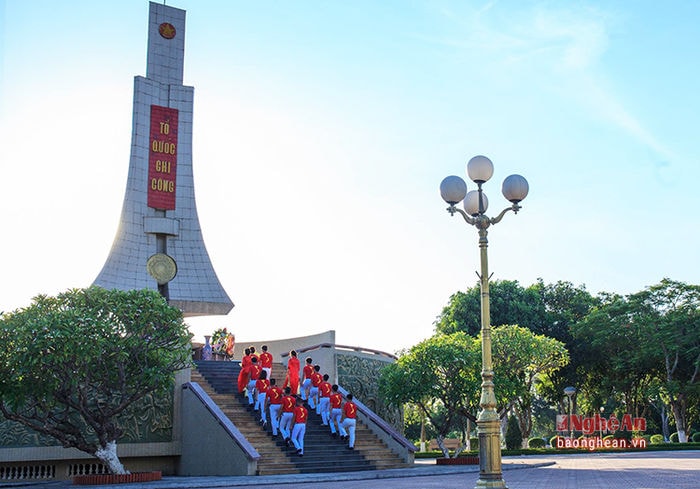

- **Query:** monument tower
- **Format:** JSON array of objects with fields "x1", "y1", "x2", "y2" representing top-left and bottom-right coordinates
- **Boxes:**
[{"x1": 94, "y1": 2, "x2": 233, "y2": 316}]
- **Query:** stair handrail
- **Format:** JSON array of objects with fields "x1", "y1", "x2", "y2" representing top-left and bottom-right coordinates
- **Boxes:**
[
  {"x1": 280, "y1": 343, "x2": 397, "y2": 361},
  {"x1": 336, "y1": 385, "x2": 417, "y2": 453},
  {"x1": 182, "y1": 382, "x2": 260, "y2": 460}
]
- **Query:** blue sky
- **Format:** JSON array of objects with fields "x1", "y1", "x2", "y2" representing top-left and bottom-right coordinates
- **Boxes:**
[{"x1": 1, "y1": 1, "x2": 698, "y2": 354}]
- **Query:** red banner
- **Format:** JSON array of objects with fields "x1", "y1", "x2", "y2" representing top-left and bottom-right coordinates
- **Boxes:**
[{"x1": 148, "y1": 105, "x2": 178, "y2": 210}]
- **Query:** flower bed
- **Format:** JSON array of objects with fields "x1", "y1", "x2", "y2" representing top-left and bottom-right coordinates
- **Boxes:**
[
  {"x1": 436, "y1": 456, "x2": 479, "y2": 465},
  {"x1": 72, "y1": 471, "x2": 162, "y2": 485}
]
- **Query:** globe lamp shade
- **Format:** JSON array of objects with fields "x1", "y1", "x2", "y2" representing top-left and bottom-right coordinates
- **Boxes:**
[
  {"x1": 440, "y1": 175, "x2": 467, "y2": 205},
  {"x1": 502, "y1": 174, "x2": 529, "y2": 203},
  {"x1": 464, "y1": 190, "x2": 488, "y2": 216},
  {"x1": 467, "y1": 155, "x2": 494, "y2": 184}
]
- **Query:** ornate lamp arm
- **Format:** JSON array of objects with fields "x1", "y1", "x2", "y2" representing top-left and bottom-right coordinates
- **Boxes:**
[
  {"x1": 490, "y1": 203, "x2": 522, "y2": 225},
  {"x1": 446, "y1": 206, "x2": 477, "y2": 225}
]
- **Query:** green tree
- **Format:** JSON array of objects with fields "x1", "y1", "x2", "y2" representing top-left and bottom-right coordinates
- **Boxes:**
[
  {"x1": 530, "y1": 396, "x2": 558, "y2": 438},
  {"x1": 380, "y1": 326, "x2": 568, "y2": 454},
  {"x1": 572, "y1": 279, "x2": 700, "y2": 443},
  {"x1": 0, "y1": 287, "x2": 193, "y2": 474},
  {"x1": 378, "y1": 332, "x2": 481, "y2": 458},
  {"x1": 505, "y1": 414, "x2": 522, "y2": 450},
  {"x1": 434, "y1": 279, "x2": 595, "y2": 414},
  {"x1": 491, "y1": 325, "x2": 569, "y2": 447},
  {"x1": 402, "y1": 403, "x2": 436, "y2": 447},
  {"x1": 434, "y1": 280, "x2": 546, "y2": 336},
  {"x1": 530, "y1": 280, "x2": 598, "y2": 412},
  {"x1": 627, "y1": 279, "x2": 700, "y2": 443},
  {"x1": 573, "y1": 292, "x2": 658, "y2": 422}
]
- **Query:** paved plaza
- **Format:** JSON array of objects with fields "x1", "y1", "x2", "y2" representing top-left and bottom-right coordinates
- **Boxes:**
[{"x1": 7, "y1": 450, "x2": 698, "y2": 489}]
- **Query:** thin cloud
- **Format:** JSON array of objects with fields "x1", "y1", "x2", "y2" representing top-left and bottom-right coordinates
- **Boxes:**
[{"x1": 426, "y1": 3, "x2": 677, "y2": 165}]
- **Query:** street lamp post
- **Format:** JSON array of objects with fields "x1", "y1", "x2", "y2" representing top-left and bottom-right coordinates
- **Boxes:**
[
  {"x1": 440, "y1": 155, "x2": 529, "y2": 489},
  {"x1": 564, "y1": 386, "x2": 576, "y2": 439}
]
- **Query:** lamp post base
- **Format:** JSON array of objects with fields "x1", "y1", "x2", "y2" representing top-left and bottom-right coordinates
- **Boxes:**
[
  {"x1": 475, "y1": 417, "x2": 508, "y2": 489},
  {"x1": 475, "y1": 480, "x2": 509, "y2": 489}
]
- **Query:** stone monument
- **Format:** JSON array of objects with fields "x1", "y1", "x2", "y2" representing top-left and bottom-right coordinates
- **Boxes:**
[{"x1": 94, "y1": 2, "x2": 233, "y2": 316}]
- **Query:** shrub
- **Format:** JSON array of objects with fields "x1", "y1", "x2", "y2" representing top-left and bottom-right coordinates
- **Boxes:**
[
  {"x1": 692, "y1": 432, "x2": 700, "y2": 443},
  {"x1": 529, "y1": 437, "x2": 546, "y2": 448},
  {"x1": 505, "y1": 415, "x2": 523, "y2": 450},
  {"x1": 617, "y1": 430, "x2": 633, "y2": 441},
  {"x1": 469, "y1": 437, "x2": 479, "y2": 450},
  {"x1": 649, "y1": 434, "x2": 665, "y2": 445},
  {"x1": 550, "y1": 435, "x2": 563, "y2": 448},
  {"x1": 670, "y1": 432, "x2": 679, "y2": 443}
]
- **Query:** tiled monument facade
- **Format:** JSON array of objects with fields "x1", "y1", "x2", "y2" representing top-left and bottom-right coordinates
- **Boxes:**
[{"x1": 93, "y1": 2, "x2": 233, "y2": 316}]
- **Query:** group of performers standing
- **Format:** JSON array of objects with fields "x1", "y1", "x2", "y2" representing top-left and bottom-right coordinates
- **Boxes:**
[{"x1": 236, "y1": 346, "x2": 358, "y2": 455}]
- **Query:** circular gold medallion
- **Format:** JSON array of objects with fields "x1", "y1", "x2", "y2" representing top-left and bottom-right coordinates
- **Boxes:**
[
  {"x1": 159, "y1": 22, "x2": 176, "y2": 39},
  {"x1": 147, "y1": 253, "x2": 177, "y2": 284}
]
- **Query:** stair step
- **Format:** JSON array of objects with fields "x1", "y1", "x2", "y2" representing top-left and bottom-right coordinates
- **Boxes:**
[{"x1": 192, "y1": 361, "x2": 410, "y2": 474}]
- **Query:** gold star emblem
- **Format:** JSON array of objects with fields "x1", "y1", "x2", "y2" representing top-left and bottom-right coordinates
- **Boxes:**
[{"x1": 159, "y1": 22, "x2": 176, "y2": 40}]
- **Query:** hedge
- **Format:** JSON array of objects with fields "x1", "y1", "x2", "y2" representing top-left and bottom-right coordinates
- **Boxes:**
[
  {"x1": 529, "y1": 437, "x2": 546, "y2": 448},
  {"x1": 649, "y1": 434, "x2": 665, "y2": 445}
]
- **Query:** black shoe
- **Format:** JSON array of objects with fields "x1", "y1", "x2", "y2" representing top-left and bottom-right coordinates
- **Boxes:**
[
  {"x1": 347, "y1": 446, "x2": 354, "y2": 450},
  {"x1": 331, "y1": 432, "x2": 338, "y2": 438},
  {"x1": 285, "y1": 438, "x2": 290, "y2": 447}
]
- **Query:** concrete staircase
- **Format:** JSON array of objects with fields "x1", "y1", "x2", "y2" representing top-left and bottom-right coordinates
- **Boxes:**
[{"x1": 191, "y1": 361, "x2": 410, "y2": 475}]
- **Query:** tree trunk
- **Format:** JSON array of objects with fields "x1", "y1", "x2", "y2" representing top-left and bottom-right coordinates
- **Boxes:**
[
  {"x1": 661, "y1": 404, "x2": 670, "y2": 442},
  {"x1": 516, "y1": 401, "x2": 532, "y2": 449},
  {"x1": 466, "y1": 419, "x2": 472, "y2": 451},
  {"x1": 95, "y1": 441, "x2": 128, "y2": 474},
  {"x1": 435, "y1": 436, "x2": 450, "y2": 459},
  {"x1": 670, "y1": 396, "x2": 688, "y2": 443}
]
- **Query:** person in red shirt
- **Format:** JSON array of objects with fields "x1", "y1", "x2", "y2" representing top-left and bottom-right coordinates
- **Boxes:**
[
  {"x1": 237, "y1": 347, "x2": 251, "y2": 395},
  {"x1": 318, "y1": 374, "x2": 332, "y2": 426},
  {"x1": 284, "y1": 350, "x2": 300, "y2": 395},
  {"x1": 300, "y1": 357, "x2": 314, "y2": 401},
  {"x1": 259, "y1": 345, "x2": 273, "y2": 380},
  {"x1": 248, "y1": 346, "x2": 259, "y2": 368},
  {"x1": 309, "y1": 365, "x2": 323, "y2": 412},
  {"x1": 291, "y1": 396, "x2": 308, "y2": 456},
  {"x1": 329, "y1": 384, "x2": 346, "y2": 438},
  {"x1": 266, "y1": 378, "x2": 284, "y2": 438},
  {"x1": 247, "y1": 356, "x2": 262, "y2": 407},
  {"x1": 254, "y1": 370, "x2": 269, "y2": 426},
  {"x1": 278, "y1": 388, "x2": 296, "y2": 444},
  {"x1": 341, "y1": 393, "x2": 358, "y2": 449}
]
